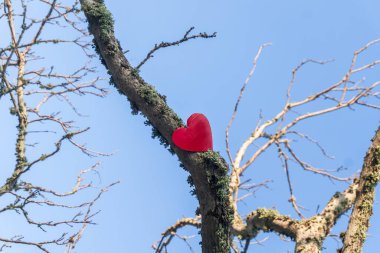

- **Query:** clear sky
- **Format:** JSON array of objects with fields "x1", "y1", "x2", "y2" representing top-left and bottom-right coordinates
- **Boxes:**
[{"x1": 1, "y1": 0, "x2": 380, "y2": 252}]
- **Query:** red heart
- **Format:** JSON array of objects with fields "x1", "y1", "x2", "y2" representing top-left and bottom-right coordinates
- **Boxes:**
[{"x1": 172, "y1": 113, "x2": 213, "y2": 152}]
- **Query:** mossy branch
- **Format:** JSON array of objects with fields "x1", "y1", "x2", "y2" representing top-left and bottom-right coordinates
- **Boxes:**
[
  {"x1": 80, "y1": 1, "x2": 233, "y2": 252},
  {"x1": 242, "y1": 208, "x2": 299, "y2": 239},
  {"x1": 341, "y1": 127, "x2": 380, "y2": 253}
]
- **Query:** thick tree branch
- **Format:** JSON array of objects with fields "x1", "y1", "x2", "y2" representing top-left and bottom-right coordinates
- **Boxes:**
[
  {"x1": 232, "y1": 208, "x2": 299, "y2": 240},
  {"x1": 294, "y1": 181, "x2": 359, "y2": 253},
  {"x1": 230, "y1": 179, "x2": 359, "y2": 253},
  {"x1": 80, "y1": 1, "x2": 233, "y2": 252},
  {"x1": 341, "y1": 127, "x2": 380, "y2": 253}
]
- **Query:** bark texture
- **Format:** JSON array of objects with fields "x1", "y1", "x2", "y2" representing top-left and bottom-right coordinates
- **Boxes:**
[
  {"x1": 341, "y1": 127, "x2": 380, "y2": 253},
  {"x1": 80, "y1": 1, "x2": 232, "y2": 252}
]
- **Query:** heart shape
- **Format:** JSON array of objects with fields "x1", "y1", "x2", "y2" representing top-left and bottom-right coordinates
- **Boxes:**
[{"x1": 172, "y1": 113, "x2": 213, "y2": 152}]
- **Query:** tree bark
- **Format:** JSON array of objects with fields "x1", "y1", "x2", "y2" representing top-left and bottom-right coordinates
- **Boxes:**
[
  {"x1": 80, "y1": 1, "x2": 232, "y2": 252},
  {"x1": 341, "y1": 127, "x2": 380, "y2": 253}
]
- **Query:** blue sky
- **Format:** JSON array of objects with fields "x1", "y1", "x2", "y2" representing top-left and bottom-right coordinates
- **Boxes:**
[{"x1": 1, "y1": 0, "x2": 380, "y2": 252}]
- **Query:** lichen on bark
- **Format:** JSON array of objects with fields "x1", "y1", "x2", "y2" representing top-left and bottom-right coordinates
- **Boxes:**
[
  {"x1": 341, "y1": 129, "x2": 380, "y2": 253},
  {"x1": 201, "y1": 151, "x2": 233, "y2": 252},
  {"x1": 80, "y1": 1, "x2": 234, "y2": 252}
]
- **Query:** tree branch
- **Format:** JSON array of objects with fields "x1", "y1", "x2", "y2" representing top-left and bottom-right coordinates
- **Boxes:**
[
  {"x1": 80, "y1": 1, "x2": 233, "y2": 252},
  {"x1": 293, "y1": 181, "x2": 359, "y2": 253},
  {"x1": 153, "y1": 216, "x2": 201, "y2": 253},
  {"x1": 238, "y1": 208, "x2": 299, "y2": 240},
  {"x1": 0, "y1": 0, "x2": 114, "y2": 251},
  {"x1": 136, "y1": 26, "x2": 216, "y2": 70},
  {"x1": 341, "y1": 127, "x2": 380, "y2": 253}
]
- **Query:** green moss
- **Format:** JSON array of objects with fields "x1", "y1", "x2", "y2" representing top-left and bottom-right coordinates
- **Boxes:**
[
  {"x1": 39, "y1": 154, "x2": 48, "y2": 161},
  {"x1": 374, "y1": 146, "x2": 380, "y2": 157},
  {"x1": 186, "y1": 174, "x2": 196, "y2": 195},
  {"x1": 346, "y1": 145, "x2": 380, "y2": 251},
  {"x1": 9, "y1": 107, "x2": 17, "y2": 115},
  {"x1": 82, "y1": 0, "x2": 114, "y2": 43},
  {"x1": 15, "y1": 120, "x2": 28, "y2": 172},
  {"x1": 247, "y1": 208, "x2": 282, "y2": 223},
  {"x1": 138, "y1": 84, "x2": 162, "y2": 106},
  {"x1": 340, "y1": 198, "x2": 349, "y2": 209},
  {"x1": 255, "y1": 208, "x2": 281, "y2": 219},
  {"x1": 105, "y1": 58, "x2": 181, "y2": 154},
  {"x1": 39, "y1": 84, "x2": 54, "y2": 90},
  {"x1": 131, "y1": 68, "x2": 140, "y2": 78},
  {"x1": 332, "y1": 196, "x2": 350, "y2": 217},
  {"x1": 200, "y1": 151, "x2": 233, "y2": 252},
  {"x1": 92, "y1": 40, "x2": 108, "y2": 69},
  {"x1": 143, "y1": 120, "x2": 175, "y2": 154},
  {"x1": 363, "y1": 172, "x2": 380, "y2": 193},
  {"x1": 215, "y1": 223, "x2": 229, "y2": 252},
  {"x1": 333, "y1": 192, "x2": 341, "y2": 198},
  {"x1": 137, "y1": 82, "x2": 182, "y2": 154},
  {"x1": 246, "y1": 208, "x2": 297, "y2": 240},
  {"x1": 247, "y1": 208, "x2": 282, "y2": 232},
  {"x1": 65, "y1": 132, "x2": 75, "y2": 139},
  {"x1": 325, "y1": 215, "x2": 332, "y2": 227},
  {"x1": 84, "y1": 1, "x2": 184, "y2": 154}
]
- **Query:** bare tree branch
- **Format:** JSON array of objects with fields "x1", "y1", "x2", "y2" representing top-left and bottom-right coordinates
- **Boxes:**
[
  {"x1": 136, "y1": 27, "x2": 216, "y2": 70},
  {"x1": 0, "y1": 0, "x2": 114, "y2": 251},
  {"x1": 153, "y1": 216, "x2": 201, "y2": 253},
  {"x1": 226, "y1": 42, "x2": 271, "y2": 164}
]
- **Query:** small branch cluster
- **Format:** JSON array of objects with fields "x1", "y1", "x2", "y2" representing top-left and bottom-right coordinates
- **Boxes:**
[
  {"x1": 0, "y1": 0, "x2": 114, "y2": 252},
  {"x1": 225, "y1": 39, "x2": 380, "y2": 252},
  {"x1": 152, "y1": 216, "x2": 201, "y2": 253}
]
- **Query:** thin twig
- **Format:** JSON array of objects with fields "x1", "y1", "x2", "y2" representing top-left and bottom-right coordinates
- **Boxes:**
[{"x1": 136, "y1": 27, "x2": 216, "y2": 70}]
